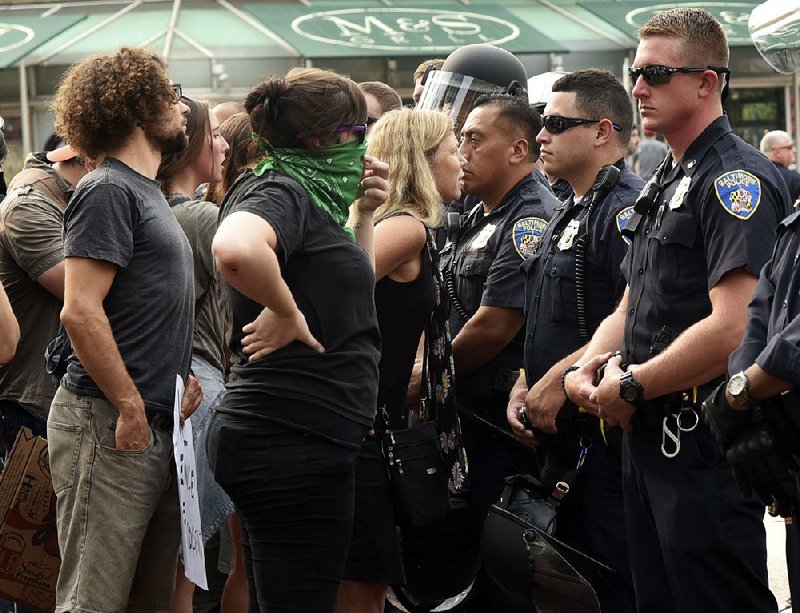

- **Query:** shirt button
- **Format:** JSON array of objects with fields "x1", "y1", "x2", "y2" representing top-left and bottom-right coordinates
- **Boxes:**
[
  {"x1": 629, "y1": 308, "x2": 635, "y2": 314},
  {"x1": 784, "y1": 299, "x2": 788, "y2": 308},
  {"x1": 662, "y1": 234, "x2": 668, "y2": 240},
  {"x1": 645, "y1": 225, "x2": 650, "y2": 233},
  {"x1": 638, "y1": 267, "x2": 644, "y2": 275},
  {"x1": 551, "y1": 267, "x2": 557, "y2": 274}
]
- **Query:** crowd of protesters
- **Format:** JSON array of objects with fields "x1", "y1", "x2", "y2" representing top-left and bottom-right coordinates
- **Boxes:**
[{"x1": 1, "y1": 6, "x2": 800, "y2": 613}]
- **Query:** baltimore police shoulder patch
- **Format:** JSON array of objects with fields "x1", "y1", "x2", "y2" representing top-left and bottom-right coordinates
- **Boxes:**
[
  {"x1": 513, "y1": 217, "x2": 548, "y2": 259},
  {"x1": 714, "y1": 170, "x2": 761, "y2": 220},
  {"x1": 615, "y1": 206, "x2": 635, "y2": 245}
]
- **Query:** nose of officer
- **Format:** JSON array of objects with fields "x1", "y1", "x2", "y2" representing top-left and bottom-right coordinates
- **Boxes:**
[
  {"x1": 536, "y1": 125, "x2": 549, "y2": 145},
  {"x1": 631, "y1": 74, "x2": 649, "y2": 100}
]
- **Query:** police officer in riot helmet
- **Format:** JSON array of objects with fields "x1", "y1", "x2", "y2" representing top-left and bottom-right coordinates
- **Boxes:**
[
  {"x1": 564, "y1": 8, "x2": 789, "y2": 613},
  {"x1": 436, "y1": 92, "x2": 558, "y2": 612},
  {"x1": 419, "y1": 44, "x2": 537, "y2": 249}
]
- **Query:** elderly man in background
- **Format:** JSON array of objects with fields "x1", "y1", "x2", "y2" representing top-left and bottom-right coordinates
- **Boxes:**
[{"x1": 761, "y1": 129, "x2": 800, "y2": 204}]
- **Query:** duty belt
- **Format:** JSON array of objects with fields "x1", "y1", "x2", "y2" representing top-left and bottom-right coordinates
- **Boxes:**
[{"x1": 633, "y1": 378, "x2": 723, "y2": 458}]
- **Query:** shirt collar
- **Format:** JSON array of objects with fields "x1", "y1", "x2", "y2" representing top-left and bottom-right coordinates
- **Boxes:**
[{"x1": 667, "y1": 115, "x2": 732, "y2": 182}]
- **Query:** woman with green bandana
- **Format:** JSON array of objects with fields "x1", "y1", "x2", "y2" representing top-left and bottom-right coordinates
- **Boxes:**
[{"x1": 208, "y1": 67, "x2": 389, "y2": 613}]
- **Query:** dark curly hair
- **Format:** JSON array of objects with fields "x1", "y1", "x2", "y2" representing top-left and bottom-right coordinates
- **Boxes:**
[
  {"x1": 51, "y1": 47, "x2": 175, "y2": 159},
  {"x1": 246, "y1": 67, "x2": 366, "y2": 149}
]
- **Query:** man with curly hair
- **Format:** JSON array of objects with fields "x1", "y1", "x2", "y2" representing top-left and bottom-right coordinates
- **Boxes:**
[{"x1": 46, "y1": 47, "x2": 203, "y2": 613}]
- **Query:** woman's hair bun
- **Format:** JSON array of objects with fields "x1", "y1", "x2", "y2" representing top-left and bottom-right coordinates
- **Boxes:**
[{"x1": 245, "y1": 78, "x2": 284, "y2": 122}]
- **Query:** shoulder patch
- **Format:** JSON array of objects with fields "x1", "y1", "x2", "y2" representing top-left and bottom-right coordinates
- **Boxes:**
[
  {"x1": 615, "y1": 206, "x2": 635, "y2": 246},
  {"x1": 714, "y1": 170, "x2": 761, "y2": 220},
  {"x1": 513, "y1": 217, "x2": 548, "y2": 259}
]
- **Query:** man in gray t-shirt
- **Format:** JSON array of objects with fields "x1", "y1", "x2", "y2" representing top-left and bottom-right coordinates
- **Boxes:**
[
  {"x1": 46, "y1": 48, "x2": 202, "y2": 613},
  {"x1": 635, "y1": 130, "x2": 669, "y2": 180}
]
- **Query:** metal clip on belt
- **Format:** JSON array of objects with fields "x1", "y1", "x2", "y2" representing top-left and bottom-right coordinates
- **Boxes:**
[{"x1": 660, "y1": 389, "x2": 700, "y2": 458}]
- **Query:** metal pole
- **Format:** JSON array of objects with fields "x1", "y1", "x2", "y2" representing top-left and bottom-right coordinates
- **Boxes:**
[
  {"x1": 19, "y1": 61, "x2": 31, "y2": 155},
  {"x1": 162, "y1": 0, "x2": 182, "y2": 61},
  {"x1": 794, "y1": 72, "x2": 800, "y2": 152}
]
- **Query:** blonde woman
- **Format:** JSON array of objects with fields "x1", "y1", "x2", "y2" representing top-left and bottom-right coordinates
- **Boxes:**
[{"x1": 337, "y1": 108, "x2": 465, "y2": 613}]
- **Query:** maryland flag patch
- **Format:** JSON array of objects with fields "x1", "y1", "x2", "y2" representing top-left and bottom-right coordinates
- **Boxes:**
[
  {"x1": 714, "y1": 170, "x2": 761, "y2": 220},
  {"x1": 513, "y1": 217, "x2": 548, "y2": 259}
]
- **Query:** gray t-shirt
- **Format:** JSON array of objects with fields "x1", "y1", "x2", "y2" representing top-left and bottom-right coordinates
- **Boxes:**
[
  {"x1": 636, "y1": 139, "x2": 669, "y2": 180},
  {"x1": 169, "y1": 196, "x2": 225, "y2": 373},
  {"x1": 61, "y1": 158, "x2": 194, "y2": 414},
  {"x1": 0, "y1": 153, "x2": 69, "y2": 420}
]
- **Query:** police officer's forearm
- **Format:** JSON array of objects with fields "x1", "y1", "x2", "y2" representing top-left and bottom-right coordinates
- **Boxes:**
[
  {"x1": 741, "y1": 364, "x2": 791, "y2": 402},
  {"x1": 452, "y1": 305, "x2": 524, "y2": 377}
]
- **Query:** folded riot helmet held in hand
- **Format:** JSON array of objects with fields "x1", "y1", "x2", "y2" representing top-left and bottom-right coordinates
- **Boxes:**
[{"x1": 480, "y1": 474, "x2": 610, "y2": 612}]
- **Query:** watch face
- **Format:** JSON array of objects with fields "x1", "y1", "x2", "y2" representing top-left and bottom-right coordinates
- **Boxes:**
[
  {"x1": 729, "y1": 375, "x2": 746, "y2": 396},
  {"x1": 622, "y1": 387, "x2": 637, "y2": 401}
]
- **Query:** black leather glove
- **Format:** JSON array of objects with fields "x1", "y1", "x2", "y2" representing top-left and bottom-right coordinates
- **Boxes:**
[
  {"x1": 701, "y1": 381, "x2": 752, "y2": 451},
  {"x1": 726, "y1": 416, "x2": 799, "y2": 517}
]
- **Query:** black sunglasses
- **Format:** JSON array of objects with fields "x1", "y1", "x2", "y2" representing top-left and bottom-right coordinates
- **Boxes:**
[
  {"x1": 171, "y1": 83, "x2": 183, "y2": 103},
  {"x1": 628, "y1": 64, "x2": 730, "y2": 86},
  {"x1": 543, "y1": 115, "x2": 622, "y2": 135}
]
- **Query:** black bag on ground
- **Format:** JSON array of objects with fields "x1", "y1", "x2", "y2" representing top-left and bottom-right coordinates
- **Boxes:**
[{"x1": 383, "y1": 420, "x2": 451, "y2": 528}]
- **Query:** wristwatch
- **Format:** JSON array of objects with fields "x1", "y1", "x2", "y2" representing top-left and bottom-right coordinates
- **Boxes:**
[
  {"x1": 726, "y1": 371, "x2": 751, "y2": 409},
  {"x1": 619, "y1": 371, "x2": 644, "y2": 406}
]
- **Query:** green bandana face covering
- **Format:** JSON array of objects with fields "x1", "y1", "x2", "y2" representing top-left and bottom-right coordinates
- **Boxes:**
[{"x1": 253, "y1": 137, "x2": 367, "y2": 238}]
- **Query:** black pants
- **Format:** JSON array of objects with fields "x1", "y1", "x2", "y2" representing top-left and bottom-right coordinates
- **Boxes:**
[
  {"x1": 623, "y1": 420, "x2": 777, "y2": 613},
  {"x1": 209, "y1": 410, "x2": 365, "y2": 613},
  {"x1": 554, "y1": 427, "x2": 635, "y2": 612},
  {"x1": 461, "y1": 416, "x2": 538, "y2": 613}
]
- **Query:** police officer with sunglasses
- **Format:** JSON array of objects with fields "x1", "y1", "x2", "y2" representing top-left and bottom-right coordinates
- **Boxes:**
[{"x1": 563, "y1": 8, "x2": 791, "y2": 613}]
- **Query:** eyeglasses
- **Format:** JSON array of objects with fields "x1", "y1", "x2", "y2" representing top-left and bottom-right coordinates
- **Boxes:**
[
  {"x1": 296, "y1": 124, "x2": 367, "y2": 145},
  {"x1": 628, "y1": 65, "x2": 730, "y2": 86},
  {"x1": 171, "y1": 83, "x2": 182, "y2": 103},
  {"x1": 542, "y1": 115, "x2": 623, "y2": 135},
  {"x1": 773, "y1": 144, "x2": 796, "y2": 152}
]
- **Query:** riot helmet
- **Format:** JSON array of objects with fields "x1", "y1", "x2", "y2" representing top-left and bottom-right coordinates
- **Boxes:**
[
  {"x1": 749, "y1": 0, "x2": 800, "y2": 74},
  {"x1": 417, "y1": 44, "x2": 528, "y2": 133}
]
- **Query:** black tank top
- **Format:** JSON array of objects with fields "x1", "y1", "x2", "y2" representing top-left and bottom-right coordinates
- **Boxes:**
[{"x1": 375, "y1": 246, "x2": 436, "y2": 430}]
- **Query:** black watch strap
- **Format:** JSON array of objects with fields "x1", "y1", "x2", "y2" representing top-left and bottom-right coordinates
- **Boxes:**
[
  {"x1": 619, "y1": 370, "x2": 644, "y2": 406},
  {"x1": 561, "y1": 365, "x2": 580, "y2": 395}
]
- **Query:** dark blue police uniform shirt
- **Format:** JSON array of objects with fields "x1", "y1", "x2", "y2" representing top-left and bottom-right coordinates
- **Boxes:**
[
  {"x1": 441, "y1": 173, "x2": 559, "y2": 390},
  {"x1": 620, "y1": 116, "x2": 790, "y2": 369},
  {"x1": 729, "y1": 210, "x2": 800, "y2": 388},
  {"x1": 774, "y1": 162, "x2": 800, "y2": 204},
  {"x1": 522, "y1": 161, "x2": 644, "y2": 384}
]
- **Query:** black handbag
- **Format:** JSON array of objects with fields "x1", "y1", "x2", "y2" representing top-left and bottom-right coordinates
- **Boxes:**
[{"x1": 383, "y1": 418, "x2": 451, "y2": 528}]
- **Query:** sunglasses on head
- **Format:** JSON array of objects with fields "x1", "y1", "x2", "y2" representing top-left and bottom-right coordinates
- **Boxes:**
[
  {"x1": 628, "y1": 65, "x2": 730, "y2": 86},
  {"x1": 542, "y1": 115, "x2": 623, "y2": 135},
  {"x1": 296, "y1": 124, "x2": 367, "y2": 145}
]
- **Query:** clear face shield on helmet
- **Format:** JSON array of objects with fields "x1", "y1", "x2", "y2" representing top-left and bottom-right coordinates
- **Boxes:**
[
  {"x1": 416, "y1": 70, "x2": 520, "y2": 134},
  {"x1": 749, "y1": 0, "x2": 800, "y2": 74}
]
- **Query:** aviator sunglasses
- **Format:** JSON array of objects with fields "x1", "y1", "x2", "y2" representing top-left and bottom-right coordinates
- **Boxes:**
[
  {"x1": 628, "y1": 64, "x2": 730, "y2": 86},
  {"x1": 542, "y1": 115, "x2": 623, "y2": 135}
]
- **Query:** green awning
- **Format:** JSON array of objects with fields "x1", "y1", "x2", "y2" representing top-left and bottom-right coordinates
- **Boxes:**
[
  {"x1": 580, "y1": 1, "x2": 760, "y2": 47},
  {"x1": 244, "y1": 3, "x2": 568, "y2": 58},
  {"x1": 24, "y1": 7, "x2": 297, "y2": 66},
  {"x1": 0, "y1": 14, "x2": 85, "y2": 68}
]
